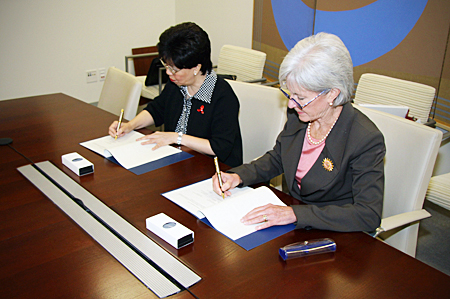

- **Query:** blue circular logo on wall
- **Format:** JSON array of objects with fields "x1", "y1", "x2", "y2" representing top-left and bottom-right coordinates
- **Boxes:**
[{"x1": 271, "y1": 0, "x2": 428, "y2": 66}]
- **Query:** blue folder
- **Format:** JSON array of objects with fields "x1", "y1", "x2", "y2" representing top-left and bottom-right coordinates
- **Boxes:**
[
  {"x1": 162, "y1": 178, "x2": 295, "y2": 250},
  {"x1": 200, "y1": 217, "x2": 295, "y2": 251},
  {"x1": 107, "y1": 151, "x2": 193, "y2": 175}
]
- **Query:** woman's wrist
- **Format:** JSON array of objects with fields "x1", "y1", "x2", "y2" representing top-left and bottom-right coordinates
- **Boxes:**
[
  {"x1": 230, "y1": 173, "x2": 243, "y2": 187},
  {"x1": 177, "y1": 132, "x2": 183, "y2": 145},
  {"x1": 126, "y1": 119, "x2": 138, "y2": 131}
]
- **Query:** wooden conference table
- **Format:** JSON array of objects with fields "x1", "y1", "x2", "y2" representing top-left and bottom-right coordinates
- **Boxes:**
[{"x1": 1, "y1": 93, "x2": 449, "y2": 298}]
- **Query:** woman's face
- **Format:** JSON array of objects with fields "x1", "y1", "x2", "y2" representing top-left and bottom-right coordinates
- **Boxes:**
[
  {"x1": 286, "y1": 82, "x2": 334, "y2": 123},
  {"x1": 163, "y1": 61, "x2": 198, "y2": 87}
]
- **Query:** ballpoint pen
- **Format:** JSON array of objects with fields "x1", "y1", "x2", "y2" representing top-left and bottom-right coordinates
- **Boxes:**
[
  {"x1": 214, "y1": 157, "x2": 225, "y2": 199},
  {"x1": 115, "y1": 109, "x2": 124, "y2": 140}
]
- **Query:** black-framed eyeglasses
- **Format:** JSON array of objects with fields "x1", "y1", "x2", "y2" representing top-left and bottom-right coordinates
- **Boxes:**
[
  {"x1": 160, "y1": 59, "x2": 181, "y2": 74},
  {"x1": 279, "y1": 87, "x2": 330, "y2": 110}
]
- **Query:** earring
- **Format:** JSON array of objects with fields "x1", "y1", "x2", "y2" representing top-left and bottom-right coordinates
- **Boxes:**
[
  {"x1": 329, "y1": 102, "x2": 333, "y2": 106},
  {"x1": 194, "y1": 71, "x2": 197, "y2": 76}
]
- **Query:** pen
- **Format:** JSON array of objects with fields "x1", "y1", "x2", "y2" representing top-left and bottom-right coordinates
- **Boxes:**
[
  {"x1": 115, "y1": 109, "x2": 124, "y2": 140},
  {"x1": 214, "y1": 157, "x2": 225, "y2": 199}
]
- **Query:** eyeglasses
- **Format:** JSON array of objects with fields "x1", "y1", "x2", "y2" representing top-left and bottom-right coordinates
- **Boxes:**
[
  {"x1": 279, "y1": 87, "x2": 330, "y2": 110},
  {"x1": 160, "y1": 59, "x2": 181, "y2": 74}
]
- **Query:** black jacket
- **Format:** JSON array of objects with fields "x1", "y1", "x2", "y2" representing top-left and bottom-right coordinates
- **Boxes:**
[{"x1": 145, "y1": 77, "x2": 243, "y2": 167}]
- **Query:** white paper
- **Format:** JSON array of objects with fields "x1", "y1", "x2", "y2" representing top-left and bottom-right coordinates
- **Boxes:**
[
  {"x1": 163, "y1": 179, "x2": 252, "y2": 218},
  {"x1": 80, "y1": 131, "x2": 182, "y2": 169},
  {"x1": 163, "y1": 178, "x2": 286, "y2": 240},
  {"x1": 201, "y1": 186, "x2": 286, "y2": 240},
  {"x1": 80, "y1": 131, "x2": 144, "y2": 157}
]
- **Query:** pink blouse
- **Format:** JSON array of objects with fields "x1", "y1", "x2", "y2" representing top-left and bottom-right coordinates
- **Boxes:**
[{"x1": 295, "y1": 134, "x2": 325, "y2": 189}]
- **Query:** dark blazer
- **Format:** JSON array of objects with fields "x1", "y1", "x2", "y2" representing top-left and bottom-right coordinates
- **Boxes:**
[{"x1": 231, "y1": 102, "x2": 385, "y2": 232}]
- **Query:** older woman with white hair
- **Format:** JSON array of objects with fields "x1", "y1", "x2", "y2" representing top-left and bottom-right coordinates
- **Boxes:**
[{"x1": 213, "y1": 32, "x2": 386, "y2": 232}]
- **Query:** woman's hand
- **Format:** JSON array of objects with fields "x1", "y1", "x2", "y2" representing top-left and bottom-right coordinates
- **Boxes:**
[
  {"x1": 241, "y1": 204, "x2": 297, "y2": 230},
  {"x1": 212, "y1": 172, "x2": 242, "y2": 197},
  {"x1": 109, "y1": 121, "x2": 133, "y2": 138},
  {"x1": 136, "y1": 131, "x2": 178, "y2": 150}
]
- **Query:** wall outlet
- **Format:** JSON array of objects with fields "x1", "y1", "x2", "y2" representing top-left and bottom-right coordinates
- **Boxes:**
[
  {"x1": 86, "y1": 69, "x2": 98, "y2": 83},
  {"x1": 99, "y1": 68, "x2": 106, "y2": 81}
]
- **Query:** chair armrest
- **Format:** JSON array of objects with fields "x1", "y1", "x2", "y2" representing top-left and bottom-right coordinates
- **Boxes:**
[
  {"x1": 369, "y1": 209, "x2": 431, "y2": 238},
  {"x1": 158, "y1": 67, "x2": 164, "y2": 93},
  {"x1": 244, "y1": 78, "x2": 267, "y2": 83},
  {"x1": 262, "y1": 80, "x2": 279, "y2": 87},
  {"x1": 372, "y1": 209, "x2": 431, "y2": 237},
  {"x1": 435, "y1": 123, "x2": 450, "y2": 147},
  {"x1": 423, "y1": 118, "x2": 437, "y2": 127},
  {"x1": 125, "y1": 53, "x2": 158, "y2": 59}
]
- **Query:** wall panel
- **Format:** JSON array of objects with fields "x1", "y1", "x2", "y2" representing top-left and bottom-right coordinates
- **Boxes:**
[{"x1": 253, "y1": 0, "x2": 450, "y2": 125}]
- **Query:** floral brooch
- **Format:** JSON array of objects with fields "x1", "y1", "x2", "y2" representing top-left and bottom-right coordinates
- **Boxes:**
[{"x1": 322, "y1": 158, "x2": 334, "y2": 172}]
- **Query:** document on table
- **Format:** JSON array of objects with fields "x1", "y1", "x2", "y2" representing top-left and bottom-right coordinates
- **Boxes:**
[
  {"x1": 162, "y1": 178, "x2": 287, "y2": 240},
  {"x1": 80, "y1": 131, "x2": 182, "y2": 169}
]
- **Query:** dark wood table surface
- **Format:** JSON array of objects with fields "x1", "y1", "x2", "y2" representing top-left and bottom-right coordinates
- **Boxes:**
[{"x1": 1, "y1": 93, "x2": 449, "y2": 298}]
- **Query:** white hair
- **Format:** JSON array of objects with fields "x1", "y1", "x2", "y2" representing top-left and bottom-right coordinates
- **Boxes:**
[{"x1": 279, "y1": 32, "x2": 354, "y2": 106}]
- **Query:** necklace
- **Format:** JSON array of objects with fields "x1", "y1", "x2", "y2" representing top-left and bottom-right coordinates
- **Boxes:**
[{"x1": 307, "y1": 117, "x2": 339, "y2": 145}]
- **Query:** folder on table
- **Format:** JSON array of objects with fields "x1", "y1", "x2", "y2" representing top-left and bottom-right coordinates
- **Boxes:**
[
  {"x1": 162, "y1": 178, "x2": 295, "y2": 250},
  {"x1": 80, "y1": 131, "x2": 192, "y2": 175}
]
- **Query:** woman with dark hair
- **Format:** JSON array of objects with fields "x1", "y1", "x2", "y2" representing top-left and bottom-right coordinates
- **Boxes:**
[{"x1": 109, "y1": 22, "x2": 243, "y2": 167}]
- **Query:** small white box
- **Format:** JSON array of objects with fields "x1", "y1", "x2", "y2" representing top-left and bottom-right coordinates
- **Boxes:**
[
  {"x1": 146, "y1": 213, "x2": 194, "y2": 249},
  {"x1": 62, "y1": 152, "x2": 94, "y2": 176}
]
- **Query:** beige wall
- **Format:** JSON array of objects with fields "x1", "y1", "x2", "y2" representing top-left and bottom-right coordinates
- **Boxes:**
[
  {"x1": 0, "y1": 0, "x2": 254, "y2": 103},
  {"x1": 175, "y1": 0, "x2": 254, "y2": 64}
]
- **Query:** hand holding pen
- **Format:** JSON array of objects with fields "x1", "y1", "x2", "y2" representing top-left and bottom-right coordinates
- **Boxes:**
[
  {"x1": 115, "y1": 109, "x2": 124, "y2": 140},
  {"x1": 212, "y1": 170, "x2": 242, "y2": 198},
  {"x1": 214, "y1": 157, "x2": 225, "y2": 199}
]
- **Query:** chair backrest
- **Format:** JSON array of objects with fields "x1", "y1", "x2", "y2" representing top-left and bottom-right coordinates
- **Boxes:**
[
  {"x1": 132, "y1": 46, "x2": 159, "y2": 76},
  {"x1": 227, "y1": 80, "x2": 288, "y2": 163},
  {"x1": 355, "y1": 105, "x2": 442, "y2": 256},
  {"x1": 216, "y1": 45, "x2": 266, "y2": 82},
  {"x1": 97, "y1": 67, "x2": 142, "y2": 121},
  {"x1": 354, "y1": 73, "x2": 436, "y2": 123}
]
